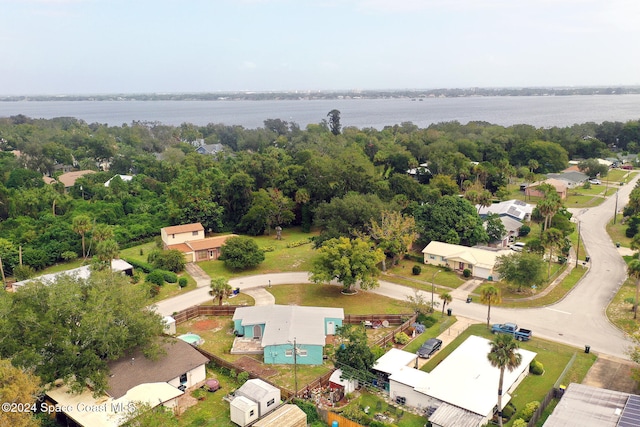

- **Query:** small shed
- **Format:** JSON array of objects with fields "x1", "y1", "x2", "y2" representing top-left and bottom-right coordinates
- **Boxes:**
[
  {"x1": 329, "y1": 369, "x2": 358, "y2": 394},
  {"x1": 235, "y1": 379, "x2": 281, "y2": 417},
  {"x1": 253, "y1": 404, "x2": 307, "y2": 427},
  {"x1": 230, "y1": 396, "x2": 259, "y2": 427},
  {"x1": 163, "y1": 316, "x2": 176, "y2": 335}
]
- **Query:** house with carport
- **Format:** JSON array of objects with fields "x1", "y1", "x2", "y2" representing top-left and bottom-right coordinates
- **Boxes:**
[
  {"x1": 232, "y1": 305, "x2": 344, "y2": 365},
  {"x1": 43, "y1": 338, "x2": 209, "y2": 427},
  {"x1": 386, "y1": 336, "x2": 537, "y2": 427},
  {"x1": 422, "y1": 241, "x2": 511, "y2": 280}
]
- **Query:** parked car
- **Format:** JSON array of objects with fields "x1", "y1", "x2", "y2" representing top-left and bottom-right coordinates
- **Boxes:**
[
  {"x1": 511, "y1": 242, "x2": 526, "y2": 252},
  {"x1": 588, "y1": 179, "x2": 601, "y2": 185},
  {"x1": 417, "y1": 338, "x2": 443, "y2": 358},
  {"x1": 491, "y1": 322, "x2": 532, "y2": 341}
]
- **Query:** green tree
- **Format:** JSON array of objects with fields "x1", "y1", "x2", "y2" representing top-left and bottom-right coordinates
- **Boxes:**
[
  {"x1": 327, "y1": 109, "x2": 341, "y2": 136},
  {"x1": 439, "y1": 292, "x2": 452, "y2": 316},
  {"x1": 495, "y1": 252, "x2": 546, "y2": 293},
  {"x1": 310, "y1": 237, "x2": 385, "y2": 293},
  {"x1": 480, "y1": 285, "x2": 501, "y2": 328},
  {"x1": 366, "y1": 210, "x2": 417, "y2": 271},
  {"x1": 0, "y1": 272, "x2": 164, "y2": 395},
  {"x1": 147, "y1": 249, "x2": 186, "y2": 273},
  {"x1": 578, "y1": 158, "x2": 609, "y2": 178},
  {"x1": 334, "y1": 324, "x2": 375, "y2": 382},
  {"x1": 0, "y1": 359, "x2": 41, "y2": 427},
  {"x1": 94, "y1": 238, "x2": 120, "y2": 270},
  {"x1": 485, "y1": 213, "x2": 507, "y2": 244},
  {"x1": 219, "y1": 236, "x2": 265, "y2": 270},
  {"x1": 628, "y1": 259, "x2": 640, "y2": 319},
  {"x1": 210, "y1": 277, "x2": 233, "y2": 306},
  {"x1": 487, "y1": 334, "x2": 522, "y2": 427},
  {"x1": 121, "y1": 403, "x2": 179, "y2": 427},
  {"x1": 541, "y1": 228, "x2": 564, "y2": 279},
  {"x1": 72, "y1": 214, "x2": 93, "y2": 259}
]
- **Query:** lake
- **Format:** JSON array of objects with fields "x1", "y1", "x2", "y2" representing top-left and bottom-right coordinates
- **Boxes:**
[{"x1": 1, "y1": 94, "x2": 639, "y2": 129}]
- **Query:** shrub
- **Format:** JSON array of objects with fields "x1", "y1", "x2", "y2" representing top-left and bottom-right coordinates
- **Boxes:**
[
  {"x1": 512, "y1": 419, "x2": 527, "y2": 427},
  {"x1": 262, "y1": 245, "x2": 276, "y2": 252},
  {"x1": 412, "y1": 265, "x2": 422, "y2": 275},
  {"x1": 502, "y1": 402, "x2": 516, "y2": 419},
  {"x1": 13, "y1": 265, "x2": 35, "y2": 281},
  {"x1": 61, "y1": 251, "x2": 78, "y2": 261},
  {"x1": 146, "y1": 269, "x2": 165, "y2": 286},
  {"x1": 147, "y1": 249, "x2": 186, "y2": 273},
  {"x1": 519, "y1": 224, "x2": 531, "y2": 237},
  {"x1": 463, "y1": 268, "x2": 471, "y2": 278},
  {"x1": 416, "y1": 314, "x2": 437, "y2": 328},
  {"x1": 286, "y1": 239, "x2": 312, "y2": 248},
  {"x1": 521, "y1": 401, "x2": 541, "y2": 422},
  {"x1": 293, "y1": 399, "x2": 319, "y2": 424},
  {"x1": 237, "y1": 371, "x2": 249, "y2": 383},
  {"x1": 529, "y1": 359, "x2": 544, "y2": 375},
  {"x1": 394, "y1": 332, "x2": 410, "y2": 345},
  {"x1": 148, "y1": 284, "x2": 161, "y2": 298},
  {"x1": 124, "y1": 258, "x2": 154, "y2": 273},
  {"x1": 131, "y1": 272, "x2": 141, "y2": 284},
  {"x1": 161, "y1": 270, "x2": 178, "y2": 283},
  {"x1": 178, "y1": 277, "x2": 188, "y2": 288}
]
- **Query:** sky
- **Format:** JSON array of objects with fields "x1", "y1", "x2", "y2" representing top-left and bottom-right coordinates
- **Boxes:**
[{"x1": 1, "y1": 0, "x2": 639, "y2": 95}]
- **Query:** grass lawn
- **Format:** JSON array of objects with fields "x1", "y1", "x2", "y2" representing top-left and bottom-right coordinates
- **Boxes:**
[
  {"x1": 342, "y1": 391, "x2": 427, "y2": 427},
  {"x1": 402, "y1": 316, "x2": 458, "y2": 354},
  {"x1": 176, "y1": 366, "x2": 243, "y2": 427},
  {"x1": 420, "y1": 324, "x2": 596, "y2": 425},
  {"x1": 607, "y1": 214, "x2": 632, "y2": 248},
  {"x1": 386, "y1": 259, "x2": 466, "y2": 289},
  {"x1": 268, "y1": 283, "x2": 412, "y2": 315},
  {"x1": 606, "y1": 271, "x2": 640, "y2": 335},
  {"x1": 488, "y1": 262, "x2": 567, "y2": 303}
]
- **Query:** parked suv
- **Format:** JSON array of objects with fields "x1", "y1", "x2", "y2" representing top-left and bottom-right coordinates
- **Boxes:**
[
  {"x1": 511, "y1": 242, "x2": 526, "y2": 252},
  {"x1": 417, "y1": 338, "x2": 443, "y2": 358}
]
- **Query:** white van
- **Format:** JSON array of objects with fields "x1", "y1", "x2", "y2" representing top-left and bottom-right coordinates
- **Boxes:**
[{"x1": 511, "y1": 242, "x2": 526, "y2": 252}]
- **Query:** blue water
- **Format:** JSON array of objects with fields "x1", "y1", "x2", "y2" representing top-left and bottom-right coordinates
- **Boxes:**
[{"x1": 1, "y1": 95, "x2": 639, "y2": 129}]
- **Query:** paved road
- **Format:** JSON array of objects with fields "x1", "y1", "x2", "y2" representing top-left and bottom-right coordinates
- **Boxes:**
[{"x1": 155, "y1": 177, "x2": 639, "y2": 359}]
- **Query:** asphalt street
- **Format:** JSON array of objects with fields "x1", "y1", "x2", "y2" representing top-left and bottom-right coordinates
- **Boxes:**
[{"x1": 154, "y1": 176, "x2": 639, "y2": 360}]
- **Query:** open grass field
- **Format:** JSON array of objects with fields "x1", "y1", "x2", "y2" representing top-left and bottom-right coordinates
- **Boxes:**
[
  {"x1": 386, "y1": 258, "x2": 466, "y2": 289},
  {"x1": 420, "y1": 324, "x2": 596, "y2": 426}
]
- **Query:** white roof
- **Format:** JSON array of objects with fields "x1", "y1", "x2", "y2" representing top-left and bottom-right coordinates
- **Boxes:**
[
  {"x1": 46, "y1": 381, "x2": 182, "y2": 427},
  {"x1": 372, "y1": 348, "x2": 418, "y2": 375},
  {"x1": 12, "y1": 260, "x2": 133, "y2": 290},
  {"x1": 104, "y1": 175, "x2": 133, "y2": 187},
  {"x1": 233, "y1": 305, "x2": 344, "y2": 346},
  {"x1": 236, "y1": 379, "x2": 279, "y2": 401},
  {"x1": 389, "y1": 365, "x2": 430, "y2": 388},
  {"x1": 414, "y1": 335, "x2": 536, "y2": 416},
  {"x1": 422, "y1": 241, "x2": 512, "y2": 269},
  {"x1": 477, "y1": 199, "x2": 533, "y2": 221},
  {"x1": 231, "y1": 395, "x2": 258, "y2": 411},
  {"x1": 329, "y1": 369, "x2": 358, "y2": 387}
]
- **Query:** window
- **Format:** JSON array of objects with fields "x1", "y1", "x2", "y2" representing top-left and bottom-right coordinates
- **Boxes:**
[
  {"x1": 429, "y1": 255, "x2": 435, "y2": 260},
  {"x1": 192, "y1": 231, "x2": 198, "y2": 236},
  {"x1": 285, "y1": 349, "x2": 293, "y2": 357},
  {"x1": 250, "y1": 410, "x2": 255, "y2": 416},
  {"x1": 179, "y1": 373, "x2": 187, "y2": 384},
  {"x1": 267, "y1": 398, "x2": 275, "y2": 407},
  {"x1": 298, "y1": 349, "x2": 308, "y2": 357}
]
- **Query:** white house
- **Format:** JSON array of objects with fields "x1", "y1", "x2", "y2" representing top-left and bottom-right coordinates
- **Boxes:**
[
  {"x1": 385, "y1": 336, "x2": 537, "y2": 427},
  {"x1": 44, "y1": 339, "x2": 209, "y2": 427},
  {"x1": 422, "y1": 241, "x2": 512, "y2": 280},
  {"x1": 477, "y1": 199, "x2": 533, "y2": 222}
]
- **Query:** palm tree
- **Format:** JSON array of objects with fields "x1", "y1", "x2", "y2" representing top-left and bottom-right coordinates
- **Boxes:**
[
  {"x1": 72, "y1": 214, "x2": 92, "y2": 259},
  {"x1": 628, "y1": 260, "x2": 640, "y2": 319},
  {"x1": 210, "y1": 277, "x2": 233, "y2": 306},
  {"x1": 542, "y1": 228, "x2": 564, "y2": 279},
  {"x1": 487, "y1": 334, "x2": 522, "y2": 427},
  {"x1": 95, "y1": 239, "x2": 120, "y2": 271},
  {"x1": 439, "y1": 292, "x2": 452, "y2": 316},
  {"x1": 480, "y1": 285, "x2": 501, "y2": 328}
]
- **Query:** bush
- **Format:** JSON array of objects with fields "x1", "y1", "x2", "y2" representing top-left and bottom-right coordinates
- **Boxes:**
[
  {"x1": 220, "y1": 236, "x2": 265, "y2": 271},
  {"x1": 237, "y1": 371, "x2": 249, "y2": 383},
  {"x1": 13, "y1": 265, "x2": 35, "y2": 281},
  {"x1": 416, "y1": 314, "x2": 437, "y2": 328},
  {"x1": 147, "y1": 249, "x2": 186, "y2": 273},
  {"x1": 146, "y1": 269, "x2": 165, "y2": 286},
  {"x1": 463, "y1": 268, "x2": 471, "y2": 278},
  {"x1": 293, "y1": 398, "x2": 320, "y2": 424},
  {"x1": 512, "y1": 419, "x2": 527, "y2": 427},
  {"x1": 61, "y1": 251, "x2": 78, "y2": 261},
  {"x1": 521, "y1": 401, "x2": 540, "y2": 422},
  {"x1": 178, "y1": 277, "x2": 188, "y2": 288},
  {"x1": 286, "y1": 239, "x2": 312, "y2": 248},
  {"x1": 124, "y1": 258, "x2": 154, "y2": 273},
  {"x1": 262, "y1": 245, "x2": 276, "y2": 252},
  {"x1": 394, "y1": 332, "x2": 410, "y2": 345},
  {"x1": 412, "y1": 265, "x2": 422, "y2": 275},
  {"x1": 148, "y1": 283, "x2": 161, "y2": 297},
  {"x1": 529, "y1": 359, "x2": 544, "y2": 375},
  {"x1": 502, "y1": 402, "x2": 516, "y2": 419},
  {"x1": 519, "y1": 225, "x2": 531, "y2": 237},
  {"x1": 161, "y1": 270, "x2": 178, "y2": 283}
]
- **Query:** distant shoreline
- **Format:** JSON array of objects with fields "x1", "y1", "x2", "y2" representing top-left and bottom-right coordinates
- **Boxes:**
[{"x1": 2, "y1": 86, "x2": 640, "y2": 102}]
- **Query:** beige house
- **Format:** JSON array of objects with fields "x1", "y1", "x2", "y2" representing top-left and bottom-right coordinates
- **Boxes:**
[
  {"x1": 161, "y1": 223, "x2": 236, "y2": 262},
  {"x1": 422, "y1": 241, "x2": 511, "y2": 280},
  {"x1": 524, "y1": 178, "x2": 568, "y2": 200}
]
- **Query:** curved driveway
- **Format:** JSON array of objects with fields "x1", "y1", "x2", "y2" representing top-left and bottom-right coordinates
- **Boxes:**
[{"x1": 155, "y1": 177, "x2": 638, "y2": 359}]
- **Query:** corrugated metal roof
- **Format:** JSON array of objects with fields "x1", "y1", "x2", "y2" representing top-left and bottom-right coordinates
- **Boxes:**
[{"x1": 428, "y1": 402, "x2": 484, "y2": 427}]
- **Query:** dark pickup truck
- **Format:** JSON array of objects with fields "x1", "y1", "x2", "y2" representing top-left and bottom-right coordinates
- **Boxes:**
[{"x1": 491, "y1": 322, "x2": 532, "y2": 341}]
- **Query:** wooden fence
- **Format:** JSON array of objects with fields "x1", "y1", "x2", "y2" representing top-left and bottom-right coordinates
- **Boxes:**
[
  {"x1": 319, "y1": 409, "x2": 366, "y2": 427},
  {"x1": 171, "y1": 304, "x2": 242, "y2": 324},
  {"x1": 372, "y1": 314, "x2": 418, "y2": 348},
  {"x1": 527, "y1": 388, "x2": 556, "y2": 427}
]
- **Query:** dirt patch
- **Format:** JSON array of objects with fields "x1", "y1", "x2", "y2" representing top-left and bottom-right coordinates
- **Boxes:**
[
  {"x1": 234, "y1": 356, "x2": 279, "y2": 378},
  {"x1": 582, "y1": 354, "x2": 640, "y2": 394},
  {"x1": 193, "y1": 319, "x2": 221, "y2": 331}
]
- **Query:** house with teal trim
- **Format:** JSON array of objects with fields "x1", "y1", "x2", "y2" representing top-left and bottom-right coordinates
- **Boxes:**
[{"x1": 232, "y1": 305, "x2": 344, "y2": 365}]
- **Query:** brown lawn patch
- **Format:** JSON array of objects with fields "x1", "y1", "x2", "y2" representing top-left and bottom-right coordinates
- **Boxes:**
[
  {"x1": 193, "y1": 319, "x2": 221, "y2": 331},
  {"x1": 234, "y1": 356, "x2": 279, "y2": 378}
]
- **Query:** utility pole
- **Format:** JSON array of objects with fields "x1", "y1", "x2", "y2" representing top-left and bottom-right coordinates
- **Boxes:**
[{"x1": 293, "y1": 337, "x2": 298, "y2": 398}]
